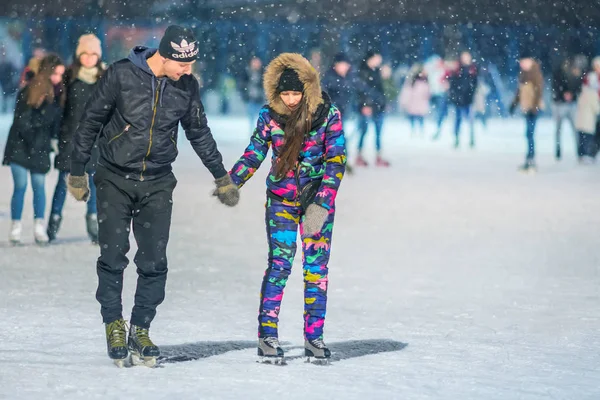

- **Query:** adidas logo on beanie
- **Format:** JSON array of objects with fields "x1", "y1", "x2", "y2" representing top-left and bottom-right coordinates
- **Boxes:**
[{"x1": 159, "y1": 25, "x2": 199, "y2": 62}]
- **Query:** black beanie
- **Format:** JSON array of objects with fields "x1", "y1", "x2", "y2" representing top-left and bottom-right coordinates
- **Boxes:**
[
  {"x1": 333, "y1": 52, "x2": 350, "y2": 64},
  {"x1": 159, "y1": 25, "x2": 199, "y2": 62},
  {"x1": 277, "y1": 68, "x2": 304, "y2": 93}
]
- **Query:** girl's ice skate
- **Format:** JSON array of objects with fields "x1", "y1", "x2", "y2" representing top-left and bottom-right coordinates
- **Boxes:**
[{"x1": 257, "y1": 337, "x2": 285, "y2": 365}]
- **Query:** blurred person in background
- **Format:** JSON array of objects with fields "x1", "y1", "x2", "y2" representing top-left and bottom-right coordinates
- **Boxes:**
[
  {"x1": 355, "y1": 49, "x2": 388, "y2": 167},
  {"x1": 575, "y1": 56, "x2": 600, "y2": 163},
  {"x1": 510, "y1": 53, "x2": 544, "y2": 173},
  {"x1": 399, "y1": 63, "x2": 430, "y2": 136},
  {"x1": 381, "y1": 64, "x2": 399, "y2": 113},
  {"x1": 0, "y1": 51, "x2": 19, "y2": 113},
  {"x1": 322, "y1": 52, "x2": 354, "y2": 173},
  {"x1": 425, "y1": 55, "x2": 450, "y2": 139},
  {"x1": 239, "y1": 56, "x2": 265, "y2": 133},
  {"x1": 448, "y1": 51, "x2": 478, "y2": 148},
  {"x1": 552, "y1": 57, "x2": 583, "y2": 160},
  {"x1": 228, "y1": 53, "x2": 346, "y2": 364},
  {"x1": 473, "y1": 78, "x2": 491, "y2": 131},
  {"x1": 20, "y1": 47, "x2": 47, "y2": 88},
  {"x1": 47, "y1": 34, "x2": 105, "y2": 243},
  {"x1": 2, "y1": 54, "x2": 65, "y2": 245}
]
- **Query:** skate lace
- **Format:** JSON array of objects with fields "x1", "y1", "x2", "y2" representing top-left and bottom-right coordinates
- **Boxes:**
[
  {"x1": 134, "y1": 326, "x2": 156, "y2": 348},
  {"x1": 309, "y1": 338, "x2": 326, "y2": 349},
  {"x1": 107, "y1": 319, "x2": 127, "y2": 347},
  {"x1": 263, "y1": 337, "x2": 280, "y2": 349}
]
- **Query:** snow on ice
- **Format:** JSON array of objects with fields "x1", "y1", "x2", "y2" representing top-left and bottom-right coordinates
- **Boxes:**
[{"x1": 0, "y1": 114, "x2": 599, "y2": 399}]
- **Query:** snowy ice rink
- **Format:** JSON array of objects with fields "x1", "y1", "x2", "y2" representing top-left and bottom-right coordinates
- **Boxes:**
[{"x1": 0, "y1": 114, "x2": 598, "y2": 399}]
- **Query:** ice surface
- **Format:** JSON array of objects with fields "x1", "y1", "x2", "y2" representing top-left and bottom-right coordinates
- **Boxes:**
[{"x1": 0, "y1": 114, "x2": 598, "y2": 399}]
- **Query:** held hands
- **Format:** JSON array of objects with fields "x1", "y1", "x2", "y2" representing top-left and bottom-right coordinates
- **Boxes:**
[
  {"x1": 302, "y1": 204, "x2": 329, "y2": 238},
  {"x1": 67, "y1": 174, "x2": 90, "y2": 202},
  {"x1": 213, "y1": 174, "x2": 240, "y2": 207}
]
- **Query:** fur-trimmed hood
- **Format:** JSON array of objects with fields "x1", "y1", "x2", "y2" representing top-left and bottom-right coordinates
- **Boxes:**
[{"x1": 263, "y1": 53, "x2": 323, "y2": 116}]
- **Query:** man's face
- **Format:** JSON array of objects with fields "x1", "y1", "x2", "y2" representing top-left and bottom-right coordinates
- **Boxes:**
[
  {"x1": 334, "y1": 61, "x2": 350, "y2": 77},
  {"x1": 250, "y1": 57, "x2": 262, "y2": 70},
  {"x1": 520, "y1": 58, "x2": 534, "y2": 71},
  {"x1": 460, "y1": 52, "x2": 472, "y2": 66},
  {"x1": 163, "y1": 59, "x2": 195, "y2": 81},
  {"x1": 369, "y1": 54, "x2": 383, "y2": 69}
]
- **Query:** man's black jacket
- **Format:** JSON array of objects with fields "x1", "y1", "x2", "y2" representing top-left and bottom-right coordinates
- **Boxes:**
[{"x1": 71, "y1": 46, "x2": 226, "y2": 181}]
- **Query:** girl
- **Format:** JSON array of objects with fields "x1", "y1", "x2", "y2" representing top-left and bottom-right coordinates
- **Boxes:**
[
  {"x1": 2, "y1": 54, "x2": 65, "y2": 245},
  {"x1": 399, "y1": 64, "x2": 430, "y2": 135},
  {"x1": 510, "y1": 55, "x2": 544, "y2": 173},
  {"x1": 47, "y1": 34, "x2": 105, "y2": 243},
  {"x1": 228, "y1": 53, "x2": 346, "y2": 363}
]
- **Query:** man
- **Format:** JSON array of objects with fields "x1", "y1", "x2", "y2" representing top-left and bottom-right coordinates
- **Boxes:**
[
  {"x1": 448, "y1": 51, "x2": 478, "y2": 148},
  {"x1": 239, "y1": 56, "x2": 264, "y2": 132},
  {"x1": 355, "y1": 49, "x2": 389, "y2": 167},
  {"x1": 0, "y1": 52, "x2": 19, "y2": 113},
  {"x1": 322, "y1": 52, "x2": 354, "y2": 173},
  {"x1": 68, "y1": 25, "x2": 239, "y2": 367},
  {"x1": 552, "y1": 57, "x2": 583, "y2": 160}
]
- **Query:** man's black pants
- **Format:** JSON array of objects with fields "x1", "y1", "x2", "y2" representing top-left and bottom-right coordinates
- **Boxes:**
[{"x1": 94, "y1": 167, "x2": 177, "y2": 328}]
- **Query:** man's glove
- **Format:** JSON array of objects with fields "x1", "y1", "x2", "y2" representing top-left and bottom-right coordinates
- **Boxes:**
[
  {"x1": 68, "y1": 174, "x2": 90, "y2": 202},
  {"x1": 509, "y1": 102, "x2": 517, "y2": 116},
  {"x1": 213, "y1": 174, "x2": 239, "y2": 207},
  {"x1": 302, "y1": 204, "x2": 329, "y2": 238}
]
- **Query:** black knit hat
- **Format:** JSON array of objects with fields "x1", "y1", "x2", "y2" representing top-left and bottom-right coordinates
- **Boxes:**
[
  {"x1": 159, "y1": 25, "x2": 199, "y2": 62},
  {"x1": 332, "y1": 52, "x2": 350, "y2": 64},
  {"x1": 277, "y1": 67, "x2": 303, "y2": 92}
]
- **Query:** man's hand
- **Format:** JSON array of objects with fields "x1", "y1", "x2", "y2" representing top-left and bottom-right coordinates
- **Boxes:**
[
  {"x1": 361, "y1": 106, "x2": 373, "y2": 117},
  {"x1": 213, "y1": 174, "x2": 239, "y2": 207},
  {"x1": 68, "y1": 174, "x2": 90, "y2": 202}
]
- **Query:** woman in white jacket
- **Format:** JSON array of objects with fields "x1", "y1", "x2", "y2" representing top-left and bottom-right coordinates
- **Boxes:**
[{"x1": 575, "y1": 82, "x2": 600, "y2": 162}]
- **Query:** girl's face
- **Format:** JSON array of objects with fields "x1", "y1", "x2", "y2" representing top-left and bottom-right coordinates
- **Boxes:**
[
  {"x1": 50, "y1": 65, "x2": 65, "y2": 85},
  {"x1": 280, "y1": 91, "x2": 303, "y2": 110},
  {"x1": 80, "y1": 52, "x2": 99, "y2": 69}
]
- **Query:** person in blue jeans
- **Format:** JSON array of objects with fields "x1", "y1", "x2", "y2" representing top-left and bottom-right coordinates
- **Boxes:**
[
  {"x1": 355, "y1": 50, "x2": 389, "y2": 167},
  {"x1": 48, "y1": 34, "x2": 104, "y2": 243},
  {"x1": 510, "y1": 54, "x2": 544, "y2": 173},
  {"x1": 2, "y1": 54, "x2": 65, "y2": 245},
  {"x1": 448, "y1": 51, "x2": 478, "y2": 148}
]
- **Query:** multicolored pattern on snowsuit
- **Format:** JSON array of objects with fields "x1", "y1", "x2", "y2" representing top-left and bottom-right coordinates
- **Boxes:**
[
  {"x1": 260, "y1": 196, "x2": 335, "y2": 339},
  {"x1": 229, "y1": 105, "x2": 346, "y2": 340},
  {"x1": 230, "y1": 106, "x2": 346, "y2": 211}
]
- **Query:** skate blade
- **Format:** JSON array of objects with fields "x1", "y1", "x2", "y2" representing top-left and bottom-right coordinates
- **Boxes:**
[
  {"x1": 305, "y1": 357, "x2": 331, "y2": 366},
  {"x1": 113, "y1": 358, "x2": 129, "y2": 368},
  {"x1": 130, "y1": 353, "x2": 158, "y2": 368},
  {"x1": 257, "y1": 356, "x2": 286, "y2": 366},
  {"x1": 35, "y1": 240, "x2": 49, "y2": 247}
]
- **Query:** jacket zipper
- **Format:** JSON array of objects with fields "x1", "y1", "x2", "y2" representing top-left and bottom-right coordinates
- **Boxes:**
[
  {"x1": 140, "y1": 85, "x2": 160, "y2": 181},
  {"x1": 294, "y1": 161, "x2": 301, "y2": 201},
  {"x1": 170, "y1": 131, "x2": 177, "y2": 149},
  {"x1": 108, "y1": 124, "x2": 131, "y2": 144}
]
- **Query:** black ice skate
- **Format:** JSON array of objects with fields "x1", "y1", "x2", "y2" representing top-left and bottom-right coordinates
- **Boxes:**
[
  {"x1": 86, "y1": 214, "x2": 99, "y2": 244},
  {"x1": 47, "y1": 214, "x2": 62, "y2": 242},
  {"x1": 105, "y1": 318, "x2": 129, "y2": 367},
  {"x1": 305, "y1": 338, "x2": 331, "y2": 365},
  {"x1": 257, "y1": 337, "x2": 285, "y2": 365},
  {"x1": 128, "y1": 325, "x2": 160, "y2": 368}
]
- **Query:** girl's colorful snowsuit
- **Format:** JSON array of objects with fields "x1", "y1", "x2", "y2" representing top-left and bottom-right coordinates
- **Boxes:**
[{"x1": 229, "y1": 53, "x2": 346, "y2": 340}]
